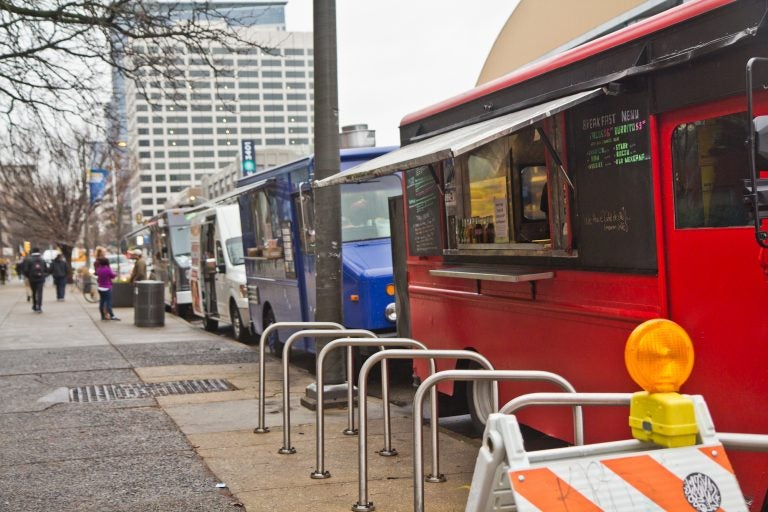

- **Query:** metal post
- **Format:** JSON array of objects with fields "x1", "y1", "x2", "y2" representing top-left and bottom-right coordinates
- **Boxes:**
[
  {"x1": 354, "y1": 350, "x2": 497, "y2": 512},
  {"x1": 312, "y1": 338, "x2": 431, "y2": 480},
  {"x1": 280, "y1": 329, "x2": 375, "y2": 455},
  {"x1": 411, "y1": 370, "x2": 580, "y2": 512},
  {"x1": 313, "y1": 0, "x2": 345, "y2": 385},
  {"x1": 256, "y1": 321, "x2": 342, "y2": 434}
]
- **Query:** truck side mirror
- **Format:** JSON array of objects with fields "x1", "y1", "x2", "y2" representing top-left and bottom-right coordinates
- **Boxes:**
[
  {"x1": 746, "y1": 116, "x2": 768, "y2": 246},
  {"x1": 754, "y1": 116, "x2": 768, "y2": 169},
  {"x1": 205, "y1": 258, "x2": 217, "y2": 273}
]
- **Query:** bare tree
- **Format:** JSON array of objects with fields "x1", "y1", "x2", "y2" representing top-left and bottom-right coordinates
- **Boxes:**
[
  {"x1": 0, "y1": 133, "x2": 117, "y2": 273},
  {"x1": 0, "y1": 1, "x2": 271, "y2": 144}
]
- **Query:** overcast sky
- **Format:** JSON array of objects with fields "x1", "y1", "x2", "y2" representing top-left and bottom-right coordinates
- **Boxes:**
[{"x1": 283, "y1": 1, "x2": 520, "y2": 146}]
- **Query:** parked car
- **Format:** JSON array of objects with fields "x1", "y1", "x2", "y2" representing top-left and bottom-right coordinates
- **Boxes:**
[{"x1": 107, "y1": 254, "x2": 134, "y2": 282}]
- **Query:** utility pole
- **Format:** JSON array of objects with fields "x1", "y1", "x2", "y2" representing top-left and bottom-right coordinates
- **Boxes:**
[{"x1": 302, "y1": 0, "x2": 345, "y2": 410}]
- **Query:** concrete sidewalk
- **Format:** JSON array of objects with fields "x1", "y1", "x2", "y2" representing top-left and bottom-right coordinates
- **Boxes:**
[{"x1": 0, "y1": 280, "x2": 479, "y2": 512}]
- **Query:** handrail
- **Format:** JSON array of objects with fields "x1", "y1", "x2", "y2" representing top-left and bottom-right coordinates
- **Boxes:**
[{"x1": 255, "y1": 321, "x2": 343, "y2": 433}]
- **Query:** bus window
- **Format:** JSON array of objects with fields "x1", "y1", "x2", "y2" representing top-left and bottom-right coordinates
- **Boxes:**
[
  {"x1": 672, "y1": 113, "x2": 751, "y2": 228},
  {"x1": 341, "y1": 175, "x2": 400, "y2": 242},
  {"x1": 250, "y1": 189, "x2": 279, "y2": 251}
]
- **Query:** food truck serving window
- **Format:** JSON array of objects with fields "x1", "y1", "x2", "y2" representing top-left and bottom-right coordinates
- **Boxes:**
[{"x1": 447, "y1": 126, "x2": 551, "y2": 250}]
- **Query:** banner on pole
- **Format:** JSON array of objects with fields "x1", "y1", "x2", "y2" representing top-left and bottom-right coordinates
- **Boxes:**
[{"x1": 89, "y1": 168, "x2": 109, "y2": 205}]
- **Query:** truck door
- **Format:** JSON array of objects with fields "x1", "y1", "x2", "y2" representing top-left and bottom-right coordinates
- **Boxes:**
[
  {"x1": 202, "y1": 221, "x2": 217, "y2": 316},
  {"x1": 214, "y1": 239, "x2": 228, "y2": 319},
  {"x1": 293, "y1": 190, "x2": 315, "y2": 322},
  {"x1": 659, "y1": 98, "x2": 768, "y2": 501}
]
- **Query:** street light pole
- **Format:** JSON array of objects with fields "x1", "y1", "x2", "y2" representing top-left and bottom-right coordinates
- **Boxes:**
[{"x1": 309, "y1": 0, "x2": 345, "y2": 392}]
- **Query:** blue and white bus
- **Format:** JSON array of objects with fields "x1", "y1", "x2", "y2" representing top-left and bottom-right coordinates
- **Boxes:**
[{"x1": 237, "y1": 146, "x2": 400, "y2": 352}]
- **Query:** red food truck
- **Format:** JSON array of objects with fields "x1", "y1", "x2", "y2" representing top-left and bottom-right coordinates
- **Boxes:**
[{"x1": 316, "y1": 0, "x2": 768, "y2": 506}]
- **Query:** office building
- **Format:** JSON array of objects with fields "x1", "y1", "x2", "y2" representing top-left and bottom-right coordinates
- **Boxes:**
[{"x1": 119, "y1": 2, "x2": 314, "y2": 223}]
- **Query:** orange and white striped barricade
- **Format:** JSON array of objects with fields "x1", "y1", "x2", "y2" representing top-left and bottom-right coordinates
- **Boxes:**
[{"x1": 465, "y1": 394, "x2": 749, "y2": 512}]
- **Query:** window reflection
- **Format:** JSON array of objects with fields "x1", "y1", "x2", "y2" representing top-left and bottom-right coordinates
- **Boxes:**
[
  {"x1": 672, "y1": 113, "x2": 751, "y2": 228},
  {"x1": 341, "y1": 175, "x2": 401, "y2": 242}
]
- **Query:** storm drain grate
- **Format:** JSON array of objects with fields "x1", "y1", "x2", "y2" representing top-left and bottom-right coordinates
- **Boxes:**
[{"x1": 69, "y1": 379, "x2": 236, "y2": 403}]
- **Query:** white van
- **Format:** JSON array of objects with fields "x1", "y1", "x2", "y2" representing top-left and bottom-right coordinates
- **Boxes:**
[{"x1": 189, "y1": 204, "x2": 252, "y2": 342}]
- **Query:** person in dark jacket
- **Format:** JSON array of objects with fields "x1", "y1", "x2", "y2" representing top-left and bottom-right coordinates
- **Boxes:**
[
  {"x1": 22, "y1": 248, "x2": 49, "y2": 313},
  {"x1": 51, "y1": 253, "x2": 68, "y2": 301}
]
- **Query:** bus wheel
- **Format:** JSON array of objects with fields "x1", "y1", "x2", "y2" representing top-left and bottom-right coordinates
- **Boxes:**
[
  {"x1": 466, "y1": 363, "x2": 495, "y2": 435},
  {"x1": 230, "y1": 302, "x2": 248, "y2": 343},
  {"x1": 202, "y1": 315, "x2": 218, "y2": 332},
  {"x1": 263, "y1": 308, "x2": 284, "y2": 357}
]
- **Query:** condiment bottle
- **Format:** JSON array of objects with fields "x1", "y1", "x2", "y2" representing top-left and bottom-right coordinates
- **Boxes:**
[
  {"x1": 474, "y1": 218, "x2": 484, "y2": 244},
  {"x1": 484, "y1": 217, "x2": 495, "y2": 244}
]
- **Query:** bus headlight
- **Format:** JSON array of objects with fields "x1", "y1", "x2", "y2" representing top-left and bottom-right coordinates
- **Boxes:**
[
  {"x1": 385, "y1": 302, "x2": 397, "y2": 323},
  {"x1": 239, "y1": 284, "x2": 248, "y2": 299}
]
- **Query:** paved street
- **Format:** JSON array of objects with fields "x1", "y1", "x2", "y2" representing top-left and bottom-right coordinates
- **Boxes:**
[{"x1": 0, "y1": 279, "x2": 480, "y2": 511}]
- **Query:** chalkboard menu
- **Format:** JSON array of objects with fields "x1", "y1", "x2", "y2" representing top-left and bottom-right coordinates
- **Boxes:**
[
  {"x1": 569, "y1": 91, "x2": 657, "y2": 271},
  {"x1": 405, "y1": 166, "x2": 442, "y2": 256}
]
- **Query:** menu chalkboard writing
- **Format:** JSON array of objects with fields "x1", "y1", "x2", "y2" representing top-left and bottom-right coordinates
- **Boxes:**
[
  {"x1": 582, "y1": 109, "x2": 649, "y2": 171},
  {"x1": 406, "y1": 166, "x2": 442, "y2": 256},
  {"x1": 569, "y1": 91, "x2": 657, "y2": 271}
]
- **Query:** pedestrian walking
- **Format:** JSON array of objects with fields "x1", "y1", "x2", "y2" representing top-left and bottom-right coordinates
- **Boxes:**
[
  {"x1": 95, "y1": 256, "x2": 120, "y2": 321},
  {"x1": 128, "y1": 249, "x2": 147, "y2": 283},
  {"x1": 0, "y1": 257, "x2": 8, "y2": 284},
  {"x1": 51, "y1": 253, "x2": 68, "y2": 301},
  {"x1": 22, "y1": 248, "x2": 49, "y2": 313}
]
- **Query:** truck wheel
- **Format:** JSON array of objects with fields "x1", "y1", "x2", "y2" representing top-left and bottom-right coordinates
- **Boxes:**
[
  {"x1": 263, "y1": 308, "x2": 284, "y2": 357},
  {"x1": 202, "y1": 315, "x2": 218, "y2": 332},
  {"x1": 230, "y1": 302, "x2": 248, "y2": 343},
  {"x1": 466, "y1": 363, "x2": 495, "y2": 435}
]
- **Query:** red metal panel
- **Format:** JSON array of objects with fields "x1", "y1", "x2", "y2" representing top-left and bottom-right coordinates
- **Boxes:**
[
  {"x1": 409, "y1": 264, "x2": 661, "y2": 442},
  {"x1": 658, "y1": 92, "x2": 768, "y2": 507}
]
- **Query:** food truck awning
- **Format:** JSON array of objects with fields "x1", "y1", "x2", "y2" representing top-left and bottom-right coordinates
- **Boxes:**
[
  {"x1": 212, "y1": 178, "x2": 271, "y2": 204},
  {"x1": 313, "y1": 88, "x2": 603, "y2": 188}
]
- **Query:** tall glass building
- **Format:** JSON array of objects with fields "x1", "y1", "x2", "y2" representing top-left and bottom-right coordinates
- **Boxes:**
[{"x1": 117, "y1": 1, "x2": 314, "y2": 222}]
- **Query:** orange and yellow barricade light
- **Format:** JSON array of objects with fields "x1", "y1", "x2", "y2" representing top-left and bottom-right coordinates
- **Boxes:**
[{"x1": 625, "y1": 319, "x2": 698, "y2": 448}]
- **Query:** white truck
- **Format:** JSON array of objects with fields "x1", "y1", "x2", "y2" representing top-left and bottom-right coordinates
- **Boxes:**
[{"x1": 189, "y1": 203, "x2": 252, "y2": 342}]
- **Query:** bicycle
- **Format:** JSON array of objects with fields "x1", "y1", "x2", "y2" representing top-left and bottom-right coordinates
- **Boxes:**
[{"x1": 76, "y1": 272, "x2": 99, "y2": 303}]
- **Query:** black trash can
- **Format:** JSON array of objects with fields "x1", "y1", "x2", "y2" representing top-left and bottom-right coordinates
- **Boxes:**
[{"x1": 134, "y1": 280, "x2": 165, "y2": 327}]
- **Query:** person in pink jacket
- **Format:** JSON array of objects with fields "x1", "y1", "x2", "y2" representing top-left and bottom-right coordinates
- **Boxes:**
[{"x1": 95, "y1": 257, "x2": 120, "y2": 321}]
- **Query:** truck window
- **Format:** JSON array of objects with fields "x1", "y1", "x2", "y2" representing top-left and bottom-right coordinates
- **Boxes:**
[
  {"x1": 226, "y1": 237, "x2": 244, "y2": 265},
  {"x1": 341, "y1": 175, "x2": 400, "y2": 242},
  {"x1": 248, "y1": 189, "x2": 280, "y2": 252},
  {"x1": 215, "y1": 240, "x2": 225, "y2": 267},
  {"x1": 672, "y1": 112, "x2": 751, "y2": 228},
  {"x1": 170, "y1": 226, "x2": 191, "y2": 256}
]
